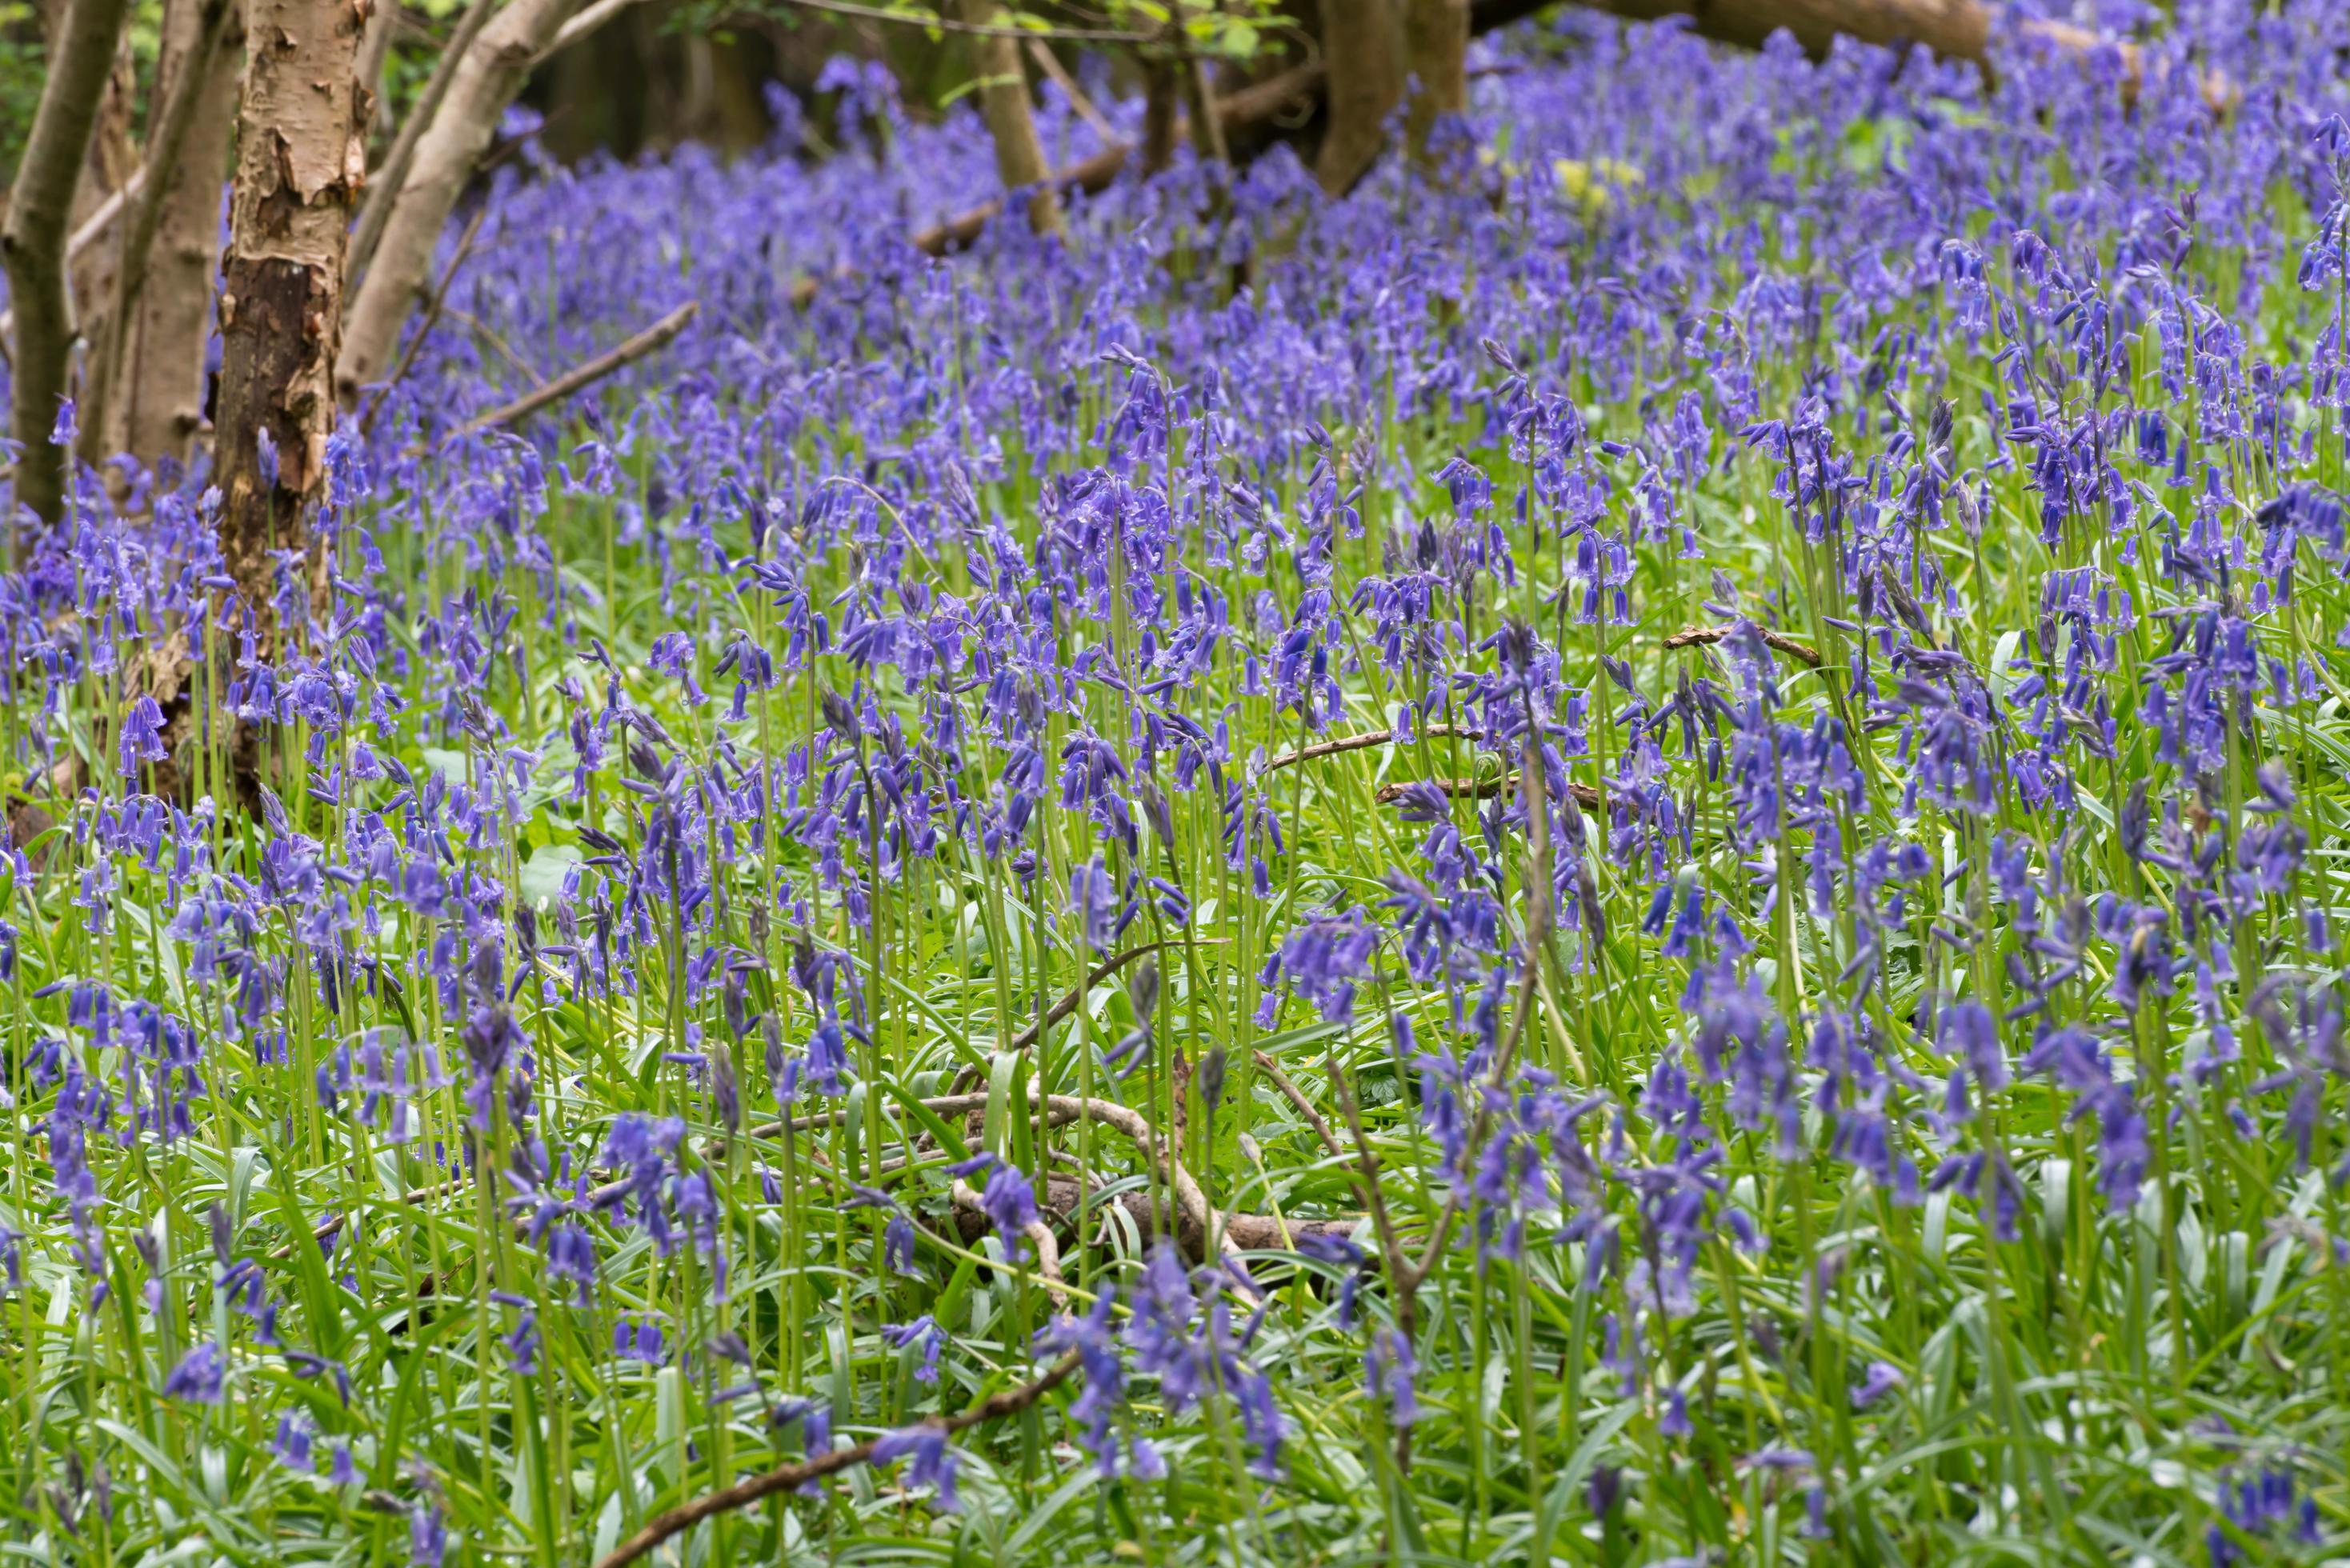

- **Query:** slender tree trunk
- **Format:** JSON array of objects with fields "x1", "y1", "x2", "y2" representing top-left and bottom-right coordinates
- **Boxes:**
[
  {"x1": 346, "y1": 0, "x2": 497, "y2": 280},
  {"x1": 2, "y1": 0, "x2": 138, "y2": 529},
  {"x1": 91, "y1": 0, "x2": 240, "y2": 474},
  {"x1": 954, "y1": 0, "x2": 1061, "y2": 234},
  {"x1": 1401, "y1": 0, "x2": 1468, "y2": 160},
  {"x1": 357, "y1": 0, "x2": 398, "y2": 140},
  {"x1": 1314, "y1": 0, "x2": 1403, "y2": 196},
  {"x1": 1140, "y1": 52, "x2": 1182, "y2": 177},
  {"x1": 67, "y1": 33, "x2": 141, "y2": 406},
  {"x1": 336, "y1": 0, "x2": 582, "y2": 403},
  {"x1": 214, "y1": 0, "x2": 368, "y2": 642}
]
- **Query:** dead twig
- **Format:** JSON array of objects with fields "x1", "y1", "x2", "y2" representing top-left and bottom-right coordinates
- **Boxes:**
[
  {"x1": 1259, "y1": 722, "x2": 1483, "y2": 774},
  {"x1": 591, "y1": 1351, "x2": 1083, "y2": 1568},
  {"x1": 1374, "y1": 774, "x2": 1605, "y2": 810},
  {"x1": 439, "y1": 300, "x2": 697, "y2": 442},
  {"x1": 1026, "y1": 38, "x2": 1117, "y2": 142},
  {"x1": 535, "y1": 0, "x2": 640, "y2": 61},
  {"x1": 438, "y1": 306, "x2": 544, "y2": 382},
  {"x1": 951, "y1": 1179, "x2": 1071, "y2": 1306},
  {"x1": 1660, "y1": 622, "x2": 1824, "y2": 667},
  {"x1": 362, "y1": 203, "x2": 490, "y2": 433},
  {"x1": 765, "y1": 1086, "x2": 1247, "y2": 1271},
  {"x1": 951, "y1": 1174, "x2": 1356, "y2": 1257},
  {"x1": 933, "y1": 938, "x2": 1220, "y2": 1101},
  {"x1": 787, "y1": 0, "x2": 1151, "y2": 41}
]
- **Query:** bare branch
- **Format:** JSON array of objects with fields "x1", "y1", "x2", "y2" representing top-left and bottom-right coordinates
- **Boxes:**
[
  {"x1": 441, "y1": 301, "x2": 698, "y2": 441},
  {"x1": 538, "y1": 0, "x2": 640, "y2": 58},
  {"x1": 591, "y1": 1353, "x2": 1083, "y2": 1568},
  {"x1": 1374, "y1": 774, "x2": 1604, "y2": 810},
  {"x1": 778, "y1": 0, "x2": 1151, "y2": 42},
  {"x1": 1660, "y1": 622, "x2": 1824, "y2": 667},
  {"x1": 346, "y1": 0, "x2": 500, "y2": 285},
  {"x1": 1259, "y1": 722, "x2": 1482, "y2": 773}
]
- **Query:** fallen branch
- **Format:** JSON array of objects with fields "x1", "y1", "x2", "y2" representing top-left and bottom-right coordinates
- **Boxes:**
[
  {"x1": 1375, "y1": 774, "x2": 1605, "y2": 810},
  {"x1": 440, "y1": 300, "x2": 697, "y2": 441},
  {"x1": 1661, "y1": 622, "x2": 1824, "y2": 667},
  {"x1": 951, "y1": 1178, "x2": 1072, "y2": 1306},
  {"x1": 1475, "y1": 0, "x2": 2232, "y2": 110},
  {"x1": 924, "y1": 938, "x2": 1219, "y2": 1102},
  {"x1": 955, "y1": 1170, "x2": 1359, "y2": 1257},
  {"x1": 1259, "y1": 722, "x2": 1483, "y2": 774},
  {"x1": 764, "y1": 1086, "x2": 1259, "y2": 1270},
  {"x1": 783, "y1": 63, "x2": 1327, "y2": 306},
  {"x1": 591, "y1": 1351, "x2": 1083, "y2": 1568}
]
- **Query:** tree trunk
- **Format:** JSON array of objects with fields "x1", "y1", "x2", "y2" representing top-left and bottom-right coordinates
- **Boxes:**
[
  {"x1": 336, "y1": 0, "x2": 582, "y2": 404},
  {"x1": 1, "y1": 0, "x2": 138, "y2": 529},
  {"x1": 955, "y1": 0, "x2": 1061, "y2": 234},
  {"x1": 345, "y1": 0, "x2": 498, "y2": 281},
  {"x1": 214, "y1": 0, "x2": 368, "y2": 642},
  {"x1": 1401, "y1": 0, "x2": 1468, "y2": 159},
  {"x1": 357, "y1": 0, "x2": 397, "y2": 140},
  {"x1": 1140, "y1": 53, "x2": 1182, "y2": 176},
  {"x1": 1314, "y1": 0, "x2": 1403, "y2": 196},
  {"x1": 66, "y1": 32, "x2": 142, "y2": 410},
  {"x1": 93, "y1": 0, "x2": 241, "y2": 474}
]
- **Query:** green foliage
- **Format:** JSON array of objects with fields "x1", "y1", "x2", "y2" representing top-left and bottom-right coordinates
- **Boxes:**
[{"x1": 0, "y1": 2, "x2": 49, "y2": 183}]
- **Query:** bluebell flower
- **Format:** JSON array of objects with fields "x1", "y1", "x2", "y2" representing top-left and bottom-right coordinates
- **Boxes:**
[
  {"x1": 163, "y1": 1342, "x2": 226, "y2": 1404},
  {"x1": 409, "y1": 1502, "x2": 446, "y2": 1568},
  {"x1": 981, "y1": 1162, "x2": 1039, "y2": 1257},
  {"x1": 881, "y1": 1314, "x2": 947, "y2": 1383},
  {"x1": 871, "y1": 1426, "x2": 958, "y2": 1511},
  {"x1": 1366, "y1": 1329, "x2": 1419, "y2": 1426}
]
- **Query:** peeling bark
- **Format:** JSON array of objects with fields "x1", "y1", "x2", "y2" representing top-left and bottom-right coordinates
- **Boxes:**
[
  {"x1": 335, "y1": 0, "x2": 583, "y2": 405},
  {"x1": 955, "y1": 0, "x2": 1061, "y2": 234},
  {"x1": 2, "y1": 0, "x2": 138, "y2": 529},
  {"x1": 213, "y1": 0, "x2": 370, "y2": 646},
  {"x1": 1315, "y1": 0, "x2": 1404, "y2": 195}
]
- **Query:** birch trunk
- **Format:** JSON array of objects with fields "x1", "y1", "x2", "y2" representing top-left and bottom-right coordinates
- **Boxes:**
[
  {"x1": 213, "y1": 0, "x2": 368, "y2": 641},
  {"x1": 1, "y1": 0, "x2": 138, "y2": 528},
  {"x1": 954, "y1": 0, "x2": 1062, "y2": 234},
  {"x1": 1315, "y1": 0, "x2": 1403, "y2": 196},
  {"x1": 335, "y1": 0, "x2": 582, "y2": 404},
  {"x1": 1402, "y1": 0, "x2": 1468, "y2": 160},
  {"x1": 345, "y1": 0, "x2": 496, "y2": 280},
  {"x1": 94, "y1": 0, "x2": 241, "y2": 473}
]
